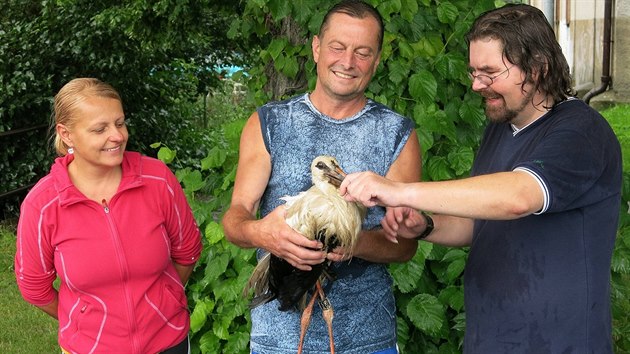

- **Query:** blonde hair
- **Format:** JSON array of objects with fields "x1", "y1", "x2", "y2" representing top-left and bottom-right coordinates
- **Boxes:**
[{"x1": 52, "y1": 78, "x2": 122, "y2": 156}]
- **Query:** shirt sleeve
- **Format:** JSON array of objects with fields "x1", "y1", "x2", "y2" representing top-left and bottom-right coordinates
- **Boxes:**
[
  {"x1": 162, "y1": 164, "x2": 203, "y2": 266},
  {"x1": 14, "y1": 198, "x2": 58, "y2": 306},
  {"x1": 515, "y1": 122, "x2": 607, "y2": 214},
  {"x1": 514, "y1": 166, "x2": 550, "y2": 214}
]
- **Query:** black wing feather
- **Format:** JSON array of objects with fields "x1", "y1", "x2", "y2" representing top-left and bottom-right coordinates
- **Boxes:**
[{"x1": 250, "y1": 229, "x2": 340, "y2": 311}]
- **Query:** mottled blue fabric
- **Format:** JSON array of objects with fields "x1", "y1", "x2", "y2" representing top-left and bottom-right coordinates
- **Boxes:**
[
  {"x1": 466, "y1": 99, "x2": 621, "y2": 353},
  {"x1": 252, "y1": 347, "x2": 398, "y2": 354},
  {"x1": 251, "y1": 93, "x2": 414, "y2": 354}
]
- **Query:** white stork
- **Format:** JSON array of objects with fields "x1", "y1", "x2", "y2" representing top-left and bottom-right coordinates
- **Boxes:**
[{"x1": 244, "y1": 155, "x2": 366, "y2": 353}]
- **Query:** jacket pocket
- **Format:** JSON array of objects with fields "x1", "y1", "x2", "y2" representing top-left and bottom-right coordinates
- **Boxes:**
[
  {"x1": 143, "y1": 274, "x2": 189, "y2": 332},
  {"x1": 61, "y1": 297, "x2": 105, "y2": 353}
]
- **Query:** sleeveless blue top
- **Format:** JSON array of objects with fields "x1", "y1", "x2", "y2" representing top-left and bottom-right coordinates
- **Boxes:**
[{"x1": 251, "y1": 93, "x2": 414, "y2": 354}]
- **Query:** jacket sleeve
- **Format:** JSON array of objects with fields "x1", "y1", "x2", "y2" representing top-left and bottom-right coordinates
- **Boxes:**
[
  {"x1": 14, "y1": 198, "x2": 58, "y2": 306},
  {"x1": 162, "y1": 164, "x2": 203, "y2": 266}
]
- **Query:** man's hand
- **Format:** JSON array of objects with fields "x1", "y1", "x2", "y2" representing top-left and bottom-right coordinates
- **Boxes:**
[
  {"x1": 258, "y1": 206, "x2": 326, "y2": 271},
  {"x1": 379, "y1": 207, "x2": 423, "y2": 242},
  {"x1": 326, "y1": 246, "x2": 353, "y2": 262},
  {"x1": 340, "y1": 171, "x2": 404, "y2": 208},
  {"x1": 381, "y1": 207, "x2": 429, "y2": 242}
]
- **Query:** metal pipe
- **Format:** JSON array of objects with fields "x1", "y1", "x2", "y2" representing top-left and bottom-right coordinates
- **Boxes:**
[
  {"x1": 0, "y1": 123, "x2": 48, "y2": 138},
  {"x1": 583, "y1": 0, "x2": 613, "y2": 103},
  {"x1": 0, "y1": 183, "x2": 36, "y2": 201}
]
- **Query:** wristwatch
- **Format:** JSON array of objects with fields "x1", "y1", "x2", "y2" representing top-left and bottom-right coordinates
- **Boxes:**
[{"x1": 414, "y1": 212, "x2": 434, "y2": 240}]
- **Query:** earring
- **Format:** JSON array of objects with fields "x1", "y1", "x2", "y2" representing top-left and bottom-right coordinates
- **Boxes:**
[{"x1": 67, "y1": 147, "x2": 74, "y2": 154}]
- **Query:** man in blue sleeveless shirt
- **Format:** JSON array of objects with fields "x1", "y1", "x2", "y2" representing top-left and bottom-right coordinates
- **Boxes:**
[
  {"x1": 222, "y1": 1, "x2": 421, "y2": 353},
  {"x1": 341, "y1": 4, "x2": 621, "y2": 354}
]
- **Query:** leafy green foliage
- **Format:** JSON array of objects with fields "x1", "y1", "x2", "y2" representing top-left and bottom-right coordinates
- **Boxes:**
[
  {"x1": 163, "y1": 119, "x2": 254, "y2": 354},
  {"x1": 154, "y1": 84, "x2": 254, "y2": 353},
  {"x1": 3, "y1": 0, "x2": 629, "y2": 352},
  {"x1": 600, "y1": 105, "x2": 630, "y2": 353},
  {"x1": 0, "y1": 0, "x2": 249, "y2": 217},
  {"x1": 611, "y1": 221, "x2": 630, "y2": 351},
  {"x1": 206, "y1": 3, "x2": 628, "y2": 353},
  {"x1": 0, "y1": 128, "x2": 52, "y2": 217},
  {"x1": 218, "y1": 0, "x2": 501, "y2": 351}
]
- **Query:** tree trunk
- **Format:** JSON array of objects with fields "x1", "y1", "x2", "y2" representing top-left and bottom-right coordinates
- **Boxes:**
[{"x1": 264, "y1": 15, "x2": 309, "y2": 100}]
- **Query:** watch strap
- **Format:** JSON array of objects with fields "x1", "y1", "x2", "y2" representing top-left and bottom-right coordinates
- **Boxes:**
[{"x1": 414, "y1": 212, "x2": 434, "y2": 240}]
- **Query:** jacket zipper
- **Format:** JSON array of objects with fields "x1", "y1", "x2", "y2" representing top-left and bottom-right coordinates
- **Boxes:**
[{"x1": 102, "y1": 199, "x2": 141, "y2": 354}]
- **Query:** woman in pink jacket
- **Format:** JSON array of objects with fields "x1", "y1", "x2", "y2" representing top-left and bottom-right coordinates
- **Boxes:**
[{"x1": 15, "y1": 78, "x2": 202, "y2": 353}]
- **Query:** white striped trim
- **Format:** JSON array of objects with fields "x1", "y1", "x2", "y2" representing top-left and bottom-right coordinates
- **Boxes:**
[
  {"x1": 58, "y1": 252, "x2": 108, "y2": 354},
  {"x1": 514, "y1": 167, "x2": 549, "y2": 214},
  {"x1": 142, "y1": 175, "x2": 184, "y2": 249}
]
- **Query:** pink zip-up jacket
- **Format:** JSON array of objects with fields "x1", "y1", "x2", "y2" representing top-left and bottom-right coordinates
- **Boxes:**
[{"x1": 15, "y1": 151, "x2": 202, "y2": 353}]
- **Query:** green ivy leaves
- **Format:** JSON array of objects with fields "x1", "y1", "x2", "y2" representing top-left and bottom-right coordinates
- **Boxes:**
[
  {"x1": 228, "y1": 0, "x2": 498, "y2": 352},
  {"x1": 407, "y1": 293, "x2": 446, "y2": 336}
]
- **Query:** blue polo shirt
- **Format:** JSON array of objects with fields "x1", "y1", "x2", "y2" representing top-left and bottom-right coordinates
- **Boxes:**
[{"x1": 465, "y1": 98, "x2": 622, "y2": 353}]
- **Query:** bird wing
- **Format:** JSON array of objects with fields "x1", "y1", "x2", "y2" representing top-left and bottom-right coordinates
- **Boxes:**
[
  {"x1": 244, "y1": 253, "x2": 272, "y2": 305},
  {"x1": 244, "y1": 168, "x2": 366, "y2": 311},
  {"x1": 282, "y1": 186, "x2": 364, "y2": 255}
]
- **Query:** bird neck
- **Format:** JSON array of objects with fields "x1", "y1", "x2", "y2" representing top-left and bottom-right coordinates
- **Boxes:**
[{"x1": 314, "y1": 180, "x2": 339, "y2": 194}]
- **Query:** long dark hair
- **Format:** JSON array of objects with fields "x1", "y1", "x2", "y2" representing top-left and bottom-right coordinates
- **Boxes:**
[
  {"x1": 319, "y1": 0, "x2": 384, "y2": 51},
  {"x1": 466, "y1": 4, "x2": 575, "y2": 106}
]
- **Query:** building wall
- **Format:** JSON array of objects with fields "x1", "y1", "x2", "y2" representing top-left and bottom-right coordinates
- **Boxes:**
[
  {"x1": 529, "y1": 0, "x2": 629, "y2": 104},
  {"x1": 615, "y1": 0, "x2": 630, "y2": 95}
]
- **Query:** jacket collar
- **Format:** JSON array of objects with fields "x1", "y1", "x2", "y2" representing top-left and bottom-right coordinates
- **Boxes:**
[{"x1": 52, "y1": 151, "x2": 143, "y2": 207}]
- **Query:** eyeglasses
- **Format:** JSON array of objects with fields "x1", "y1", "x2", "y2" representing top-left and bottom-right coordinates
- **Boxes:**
[{"x1": 468, "y1": 65, "x2": 515, "y2": 86}]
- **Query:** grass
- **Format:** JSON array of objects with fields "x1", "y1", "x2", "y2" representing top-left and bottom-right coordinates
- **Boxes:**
[
  {"x1": 602, "y1": 104, "x2": 630, "y2": 352},
  {"x1": 0, "y1": 219, "x2": 58, "y2": 353},
  {"x1": 0, "y1": 103, "x2": 628, "y2": 353},
  {"x1": 600, "y1": 104, "x2": 630, "y2": 168}
]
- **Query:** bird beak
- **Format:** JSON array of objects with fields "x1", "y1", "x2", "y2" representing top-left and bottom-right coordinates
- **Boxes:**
[{"x1": 324, "y1": 165, "x2": 346, "y2": 188}]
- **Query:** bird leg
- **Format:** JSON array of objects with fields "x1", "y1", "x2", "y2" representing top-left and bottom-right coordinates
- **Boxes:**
[
  {"x1": 316, "y1": 280, "x2": 335, "y2": 354},
  {"x1": 297, "y1": 288, "x2": 319, "y2": 354},
  {"x1": 296, "y1": 280, "x2": 336, "y2": 354}
]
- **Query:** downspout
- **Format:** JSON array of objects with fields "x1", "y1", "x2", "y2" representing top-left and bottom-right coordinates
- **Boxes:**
[
  {"x1": 583, "y1": 0, "x2": 613, "y2": 103},
  {"x1": 542, "y1": 0, "x2": 555, "y2": 25}
]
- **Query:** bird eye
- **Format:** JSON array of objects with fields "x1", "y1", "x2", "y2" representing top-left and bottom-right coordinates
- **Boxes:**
[{"x1": 315, "y1": 161, "x2": 328, "y2": 170}]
